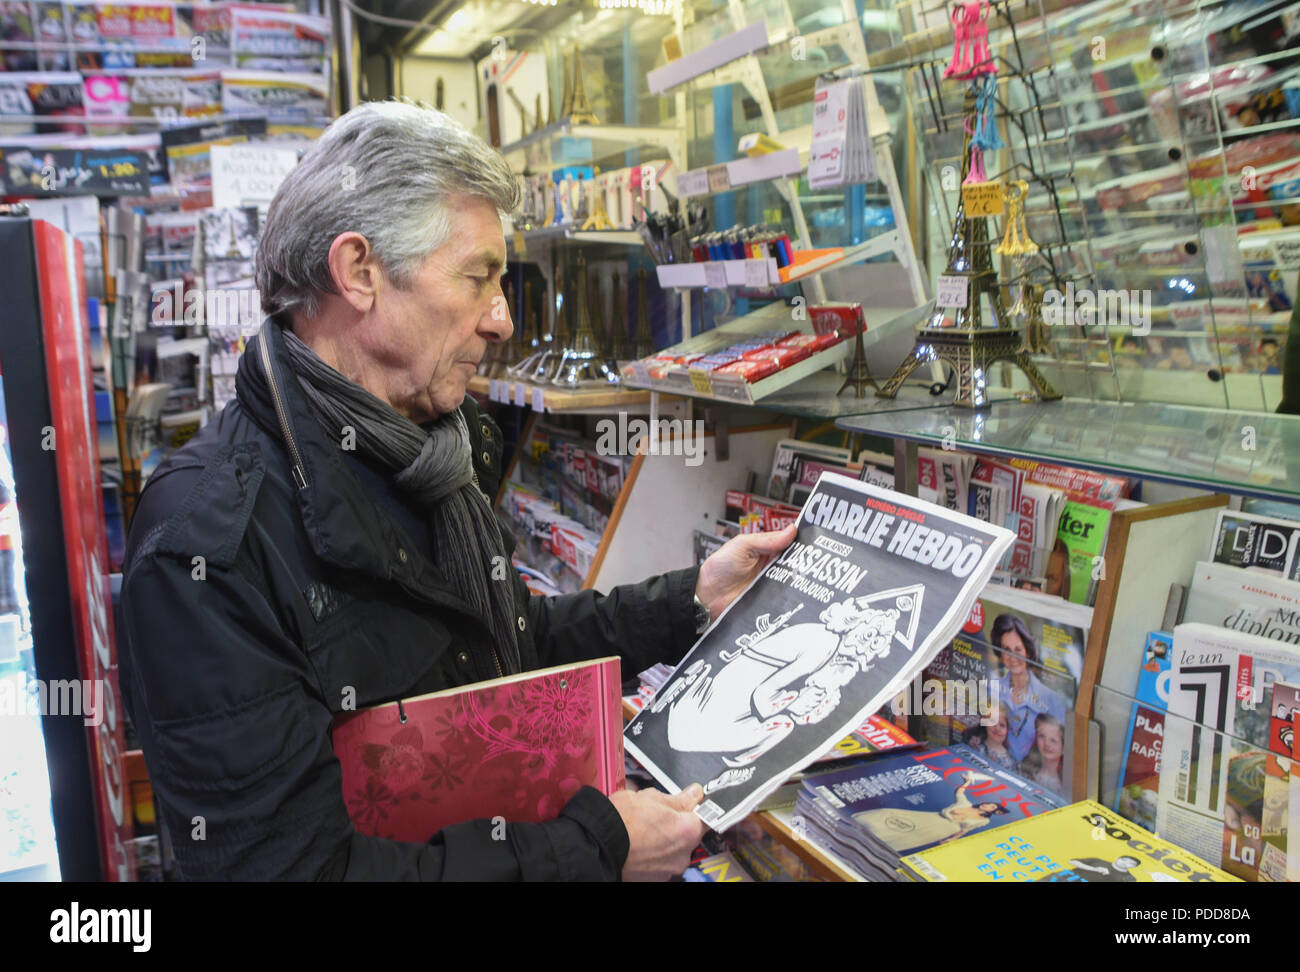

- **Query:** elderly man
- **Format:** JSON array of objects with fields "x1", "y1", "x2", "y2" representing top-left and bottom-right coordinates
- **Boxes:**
[{"x1": 119, "y1": 100, "x2": 792, "y2": 881}]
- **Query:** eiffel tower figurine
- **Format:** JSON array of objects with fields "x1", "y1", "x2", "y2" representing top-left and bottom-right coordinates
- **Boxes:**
[
  {"x1": 609, "y1": 270, "x2": 630, "y2": 361},
  {"x1": 837, "y1": 314, "x2": 879, "y2": 398},
  {"x1": 633, "y1": 268, "x2": 656, "y2": 359},
  {"x1": 567, "y1": 44, "x2": 599, "y2": 126},
  {"x1": 553, "y1": 254, "x2": 618, "y2": 386},
  {"x1": 581, "y1": 167, "x2": 614, "y2": 230},
  {"x1": 528, "y1": 264, "x2": 564, "y2": 383},
  {"x1": 559, "y1": 51, "x2": 574, "y2": 121},
  {"x1": 508, "y1": 280, "x2": 544, "y2": 377},
  {"x1": 875, "y1": 89, "x2": 1060, "y2": 409}
]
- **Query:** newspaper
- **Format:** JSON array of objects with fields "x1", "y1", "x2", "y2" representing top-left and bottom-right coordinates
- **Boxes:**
[{"x1": 625, "y1": 472, "x2": 1014, "y2": 830}]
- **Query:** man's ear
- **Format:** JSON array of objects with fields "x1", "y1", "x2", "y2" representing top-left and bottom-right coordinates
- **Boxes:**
[{"x1": 327, "y1": 232, "x2": 379, "y2": 313}]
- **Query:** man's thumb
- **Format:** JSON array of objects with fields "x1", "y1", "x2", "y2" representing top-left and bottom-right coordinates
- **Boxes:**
[
  {"x1": 751, "y1": 522, "x2": 797, "y2": 553},
  {"x1": 672, "y1": 783, "x2": 705, "y2": 809}
]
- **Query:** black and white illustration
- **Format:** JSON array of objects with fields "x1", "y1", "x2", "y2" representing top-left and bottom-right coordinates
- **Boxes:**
[{"x1": 626, "y1": 472, "x2": 1014, "y2": 830}]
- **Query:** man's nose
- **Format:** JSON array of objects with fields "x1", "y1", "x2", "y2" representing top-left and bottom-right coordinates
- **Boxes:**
[{"x1": 484, "y1": 296, "x2": 514, "y2": 342}]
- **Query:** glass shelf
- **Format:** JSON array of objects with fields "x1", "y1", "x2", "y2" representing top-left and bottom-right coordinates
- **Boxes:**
[
  {"x1": 737, "y1": 372, "x2": 1022, "y2": 420},
  {"x1": 500, "y1": 118, "x2": 683, "y2": 174},
  {"x1": 835, "y1": 398, "x2": 1300, "y2": 501}
]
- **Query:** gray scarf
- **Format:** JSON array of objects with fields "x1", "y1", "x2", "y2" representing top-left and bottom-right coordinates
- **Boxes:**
[{"x1": 281, "y1": 329, "x2": 521, "y2": 676}]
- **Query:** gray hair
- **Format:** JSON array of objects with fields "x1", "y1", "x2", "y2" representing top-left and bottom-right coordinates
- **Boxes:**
[{"x1": 255, "y1": 98, "x2": 521, "y2": 322}]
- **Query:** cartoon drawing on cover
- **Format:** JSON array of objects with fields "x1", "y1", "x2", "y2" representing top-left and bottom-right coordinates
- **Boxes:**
[{"x1": 660, "y1": 585, "x2": 924, "y2": 791}]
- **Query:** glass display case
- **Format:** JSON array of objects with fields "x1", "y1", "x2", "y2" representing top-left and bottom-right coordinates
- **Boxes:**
[{"x1": 886, "y1": 0, "x2": 1298, "y2": 411}]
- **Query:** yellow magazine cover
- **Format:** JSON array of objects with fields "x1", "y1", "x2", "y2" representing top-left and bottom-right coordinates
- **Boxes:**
[{"x1": 903, "y1": 800, "x2": 1239, "y2": 882}]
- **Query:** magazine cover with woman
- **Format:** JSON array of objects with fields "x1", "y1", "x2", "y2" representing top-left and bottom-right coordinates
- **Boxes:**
[{"x1": 624, "y1": 472, "x2": 1014, "y2": 830}]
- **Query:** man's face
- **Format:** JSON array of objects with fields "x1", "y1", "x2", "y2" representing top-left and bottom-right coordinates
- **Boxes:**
[{"x1": 365, "y1": 196, "x2": 512, "y2": 422}]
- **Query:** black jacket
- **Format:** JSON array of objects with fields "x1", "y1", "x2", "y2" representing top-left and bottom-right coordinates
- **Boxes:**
[{"x1": 118, "y1": 316, "x2": 700, "y2": 880}]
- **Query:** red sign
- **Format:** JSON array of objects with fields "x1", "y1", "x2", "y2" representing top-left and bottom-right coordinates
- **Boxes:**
[{"x1": 33, "y1": 220, "x2": 134, "y2": 881}]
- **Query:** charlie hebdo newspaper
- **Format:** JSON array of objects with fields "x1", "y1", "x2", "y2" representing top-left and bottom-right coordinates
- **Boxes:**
[{"x1": 625, "y1": 472, "x2": 1015, "y2": 830}]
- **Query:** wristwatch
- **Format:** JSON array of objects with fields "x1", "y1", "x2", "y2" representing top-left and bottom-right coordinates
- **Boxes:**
[{"x1": 693, "y1": 595, "x2": 711, "y2": 634}]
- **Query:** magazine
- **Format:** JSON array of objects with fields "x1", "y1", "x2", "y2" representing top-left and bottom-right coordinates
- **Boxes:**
[
  {"x1": 1184, "y1": 560, "x2": 1300, "y2": 644},
  {"x1": 1157, "y1": 622, "x2": 1300, "y2": 881},
  {"x1": 624, "y1": 471, "x2": 1014, "y2": 830},
  {"x1": 1114, "y1": 631, "x2": 1173, "y2": 833},
  {"x1": 917, "y1": 586, "x2": 1089, "y2": 798},
  {"x1": 903, "y1": 800, "x2": 1239, "y2": 882},
  {"x1": 767, "y1": 439, "x2": 850, "y2": 502},
  {"x1": 1209, "y1": 509, "x2": 1300, "y2": 581},
  {"x1": 795, "y1": 744, "x2": 1067, "y2": 879},
  {"x1": 1010, "y1": 459, "x2": 1130, "y2": 605}
]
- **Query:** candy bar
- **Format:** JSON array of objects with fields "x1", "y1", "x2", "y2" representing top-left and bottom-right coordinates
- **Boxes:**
[{"x1": 714, "y1": 359, "x2": 779, "y2": 381}]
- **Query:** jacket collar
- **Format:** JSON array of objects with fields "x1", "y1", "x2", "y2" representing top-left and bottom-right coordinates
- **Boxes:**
[{"x1": 235, "y1": 315, "x2": 474, "y2": 613}]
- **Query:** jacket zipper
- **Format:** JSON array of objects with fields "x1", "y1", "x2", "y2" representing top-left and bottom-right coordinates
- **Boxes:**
[{"x1": 259, "y1": 328, "x2": 309, "y2": 491}]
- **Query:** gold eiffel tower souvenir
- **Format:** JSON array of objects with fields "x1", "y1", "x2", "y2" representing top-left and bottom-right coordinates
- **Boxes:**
[
  {"x1": 559, "y1": 51, "x2": 574, "y2": 120},
  {"x1": 567, "y1": 44, "x2": 599, "y2": 126},
  {"x1": 534, "y1": 93, "x2": 544, "y2": 131},
  {"x1": 633, "y1": 267, "x2": 655, "y2": 358},
  {"x1": 875, "y1": 89, "x2": 1059, "y2": 409},
  {"x1": 581, "y1": 167, "x2": 614, "y2": 231},
  {"x1": 609, "y1": 270, "x2": 630, "y2": 361}
]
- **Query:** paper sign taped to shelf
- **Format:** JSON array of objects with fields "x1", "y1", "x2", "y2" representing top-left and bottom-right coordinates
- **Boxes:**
[
  {"x1": 531, "y1": 387, "x2": 545, "y2": 411},
  {"x1": 703, "y1": 262, "x2": 728, "y2": 289},
  {"x1": 675, "y1": 168, "x2": 709, "y2": 197},
  {"x1": 0, "y1": 146, "x2": 150, "y2": 196},
  {"x1": 629, "y1": 361, "x2": 651, "y2": 385},
  {"x1": 513, "y1": 382, "x2": 527, "y2": 406},
  {"x1": 706, "y1": 164, "x2": 731, "y2": 194},
  {"x1": 489, "y1": 379, "x2": 502, "y2": 401},
  {"x1": 743, "y1": 259, "x2": 769, "y2": 288},
  {"x1": 934, "y1": 274, "x2": 969, "y2": 309},
  {"x1": 688, "y1": 369, "x2": 714, "y2": 395},
  {"x1": 961, "y1": 180, "x2": 1003, "y2": 216},
  {"x1": 211, "y1": 144, "x2": 300, "y2": 208}
]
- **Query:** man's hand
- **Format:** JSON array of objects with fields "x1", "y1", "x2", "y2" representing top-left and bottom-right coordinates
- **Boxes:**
[
  {"x1": 696, "y1": 523, "x2": 797, "y2": 622},
  {"x1": 609, "y1": 783, "x2": 709, "y2": 881}
]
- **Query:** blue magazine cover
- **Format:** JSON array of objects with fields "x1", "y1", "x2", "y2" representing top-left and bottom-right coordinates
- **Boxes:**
[
  {"x1": 1113, "y1": 631, "x2": 1173, "y2": 832},
  {"x1": 797, "y1": 743, "x2": 1067, "y2": 859}
]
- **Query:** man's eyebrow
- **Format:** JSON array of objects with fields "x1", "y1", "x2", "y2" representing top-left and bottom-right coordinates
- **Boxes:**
[{"x1": 463, "y1": 251, "x2": 505, "y2": 275}]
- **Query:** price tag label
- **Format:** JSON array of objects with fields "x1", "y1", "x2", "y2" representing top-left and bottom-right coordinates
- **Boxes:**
[
  {"x1": 489, "y1": 379, "x2": 503, "y2": 401},
  {"x1": 688, "y1": 369, "x2": 714, "y2": 395},
  {"x1": 935, "y1": 274, "x2": 970, "y2": 309},
  {"x1": 675, "y1": 168, "x2": 708, "y2": 197},
  {"x1": 513, "y1": 382, "x2": 527, "y2": 406},
  {"x1": 743, "y1": 259, "x2": 769, "y2": 288},
  {"x1": 961, "y1": 180, "x2": 1004, "y2": 216},
  {"x1": 706, "y1": 164, "x2": 731, "y2": 194},
  {"x1": 531, "y1": 387, "x2": 546, "y2": 411},
  {"x1": 703, "y1": 262, "x2": 728, "y2": 289}
]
